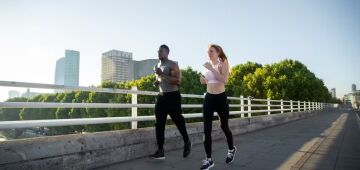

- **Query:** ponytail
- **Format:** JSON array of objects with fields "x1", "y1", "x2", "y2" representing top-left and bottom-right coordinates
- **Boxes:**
[{"x1": 209, "y1": 44, "x2": 231, "y2": 72}]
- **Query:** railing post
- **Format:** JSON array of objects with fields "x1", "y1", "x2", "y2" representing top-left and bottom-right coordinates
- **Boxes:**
[
  {"x1": 290, "y1": 100, "x2": 293, "y2": 112},
  {"x1": 298, "y1": 100, "x2": 300, "y2": 112},
  {"x1": 309, "y1": 101, "x2": 311, "y2": 111},
  {"x1": 267, "y1": 98, "x2": 271, "y2": 115},
  {"x1": 304, "y1": 101, "x2": 306, "y2": 111},
  {"x1": 248, "y1": 97, "x2": 252, "y2": 117},
  {"x1": 131, "y1": 86, "x2": 138, "y2": 129},
  {"x1": 280, "y1": 99, "x2": 284, "y2": 114},
  {"x1": 240, "y1": 95, "x2": 244, "y2": 118}
]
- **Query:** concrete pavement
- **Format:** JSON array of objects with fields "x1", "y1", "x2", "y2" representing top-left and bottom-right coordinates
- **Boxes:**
[{"x1": 94, "y1": 110, "x2": 360, "y2": 170}]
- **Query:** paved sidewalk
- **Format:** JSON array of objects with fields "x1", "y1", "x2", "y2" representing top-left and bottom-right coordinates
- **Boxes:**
[{"x1": 95, "y1": 110, "x2": 360, "y2": 170}]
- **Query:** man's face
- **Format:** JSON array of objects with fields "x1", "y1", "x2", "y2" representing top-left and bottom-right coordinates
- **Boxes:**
[{"x1": 158, "y1": 47, "x2": 169, "y2": 60}]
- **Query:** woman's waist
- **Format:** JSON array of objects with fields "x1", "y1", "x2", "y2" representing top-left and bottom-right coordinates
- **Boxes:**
[{"x1": 206, "y1": 84, "x2": 225, "y2": 94}]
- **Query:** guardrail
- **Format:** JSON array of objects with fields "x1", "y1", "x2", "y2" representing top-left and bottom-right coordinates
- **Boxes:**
[{"x1": 0, "y1": 80, "x2": 334, "y2": 130}]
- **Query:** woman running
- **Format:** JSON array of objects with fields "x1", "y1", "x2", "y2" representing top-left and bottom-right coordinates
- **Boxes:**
[{"x1": 199, "y1": 44, "x2": 236, "y2": 170}]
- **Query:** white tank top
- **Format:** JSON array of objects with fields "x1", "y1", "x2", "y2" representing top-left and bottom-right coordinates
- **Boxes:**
[{"x1": 204, "y1": 62, "x2": 223, "y2": 84}]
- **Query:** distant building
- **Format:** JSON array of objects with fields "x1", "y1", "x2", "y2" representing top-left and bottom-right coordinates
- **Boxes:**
[
  {"x1": 21, "y1": 89, "x2": 41, "y2": 99},
  {"x1": 330, "y1": 88, "x2": 336, "y2": 98},
  {"x1": 352, "y1": 84, "x2": 357, "y2": 92},
  {"x1": 343, "y1": 84, "x2": 360, "y2": 109},
  {"x1": 55, "y1": 57, "x2": 65, "y2": 85},
  {"x1": 101, "y1": 50, "x2": 133, "y2": 82},
  {"x1": 101, "y1": 50, "x2": 158, "y2": 83},
  {"x1": 131, "y1": 59, "x2": 159, "y2": 80},
  {"x1": 54, "y1": 50, "x2": 80, "y2": 87},
  {"x1": 8, "y1": 90, "x2": 20, "y2": 99}
]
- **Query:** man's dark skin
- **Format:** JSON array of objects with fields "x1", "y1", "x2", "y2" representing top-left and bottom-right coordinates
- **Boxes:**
[
  {"x1": 154, "y1": 47, "x2": 181, "y2": 85},
  {"x1": 150, "y1": 45, "x2": 191, "y2": 159}
]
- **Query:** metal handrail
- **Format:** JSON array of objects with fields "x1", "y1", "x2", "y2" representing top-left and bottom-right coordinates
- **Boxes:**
[{"x1": 0, "y1": 80, "x2": 333, "y2": 130}]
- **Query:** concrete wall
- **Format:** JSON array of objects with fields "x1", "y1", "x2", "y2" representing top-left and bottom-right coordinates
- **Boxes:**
[{"x1": 0, "y1": 110, "x2": 323, "y2": 170}]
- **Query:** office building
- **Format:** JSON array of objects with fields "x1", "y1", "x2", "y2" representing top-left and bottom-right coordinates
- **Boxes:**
[
  {"x1": 131, "y1": 59, "x2": 159, "y2": 80},
  {"x1": 352, "y1": 84, "x2": 357, "y2": 92},
  {"x1": 101, "y1": 50, "x2": 158, "y2": 82},
  {"x1": 343, "y1": 84, "x2": 360, "y2": 109},
  {"x1": 54, "y1": 50, "x2": 80, "y2": 87},
  {"x1": 330, "y1": 88, "x2": 336, "y2": 98},
  {"x1": 101, "y1": 50, "x2": 133, "y2": 82}
]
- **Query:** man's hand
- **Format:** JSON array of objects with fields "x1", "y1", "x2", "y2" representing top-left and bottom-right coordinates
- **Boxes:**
[
  {"x1": 155, "y1": 67, "x2": 163, "y2": 76},
  {"x1": 153, "y1": 80, "x2": 160, "y2": 87}
]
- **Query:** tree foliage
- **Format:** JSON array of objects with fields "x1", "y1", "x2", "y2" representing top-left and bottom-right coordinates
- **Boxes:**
[{"x1": 1, "y1": 60, "x2": 333, "y2": 135}]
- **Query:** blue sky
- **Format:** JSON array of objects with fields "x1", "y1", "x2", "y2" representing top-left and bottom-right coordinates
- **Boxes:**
[{"x1": 0, "y1": 0, "x2": 359, "y2": 101}]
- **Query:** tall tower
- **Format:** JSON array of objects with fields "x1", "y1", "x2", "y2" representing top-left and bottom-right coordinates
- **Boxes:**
[
  {"x1": 54, "y1": 50, "x2": 80, "y2": 87},
  {"x1": 352, "y1": 84, "x2": 357, "y2": 92},
  {"x1": 101, "y1": 50, "x2": 133, "y2": 82},
  {"x1": 330, "y1": 88, "x2": 336, "y2": 98}
]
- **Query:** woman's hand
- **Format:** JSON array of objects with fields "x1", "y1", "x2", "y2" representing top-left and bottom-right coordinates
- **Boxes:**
[
  {"x1": 203, "y1": 62, "x2": 214, "y2": 71},
  {"x1": 200, "y1": 75, "x2": 208, "y2": 84}
]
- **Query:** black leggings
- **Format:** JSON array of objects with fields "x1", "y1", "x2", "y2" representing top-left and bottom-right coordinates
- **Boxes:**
[
  {"x1": 155, "y1": 91, "x2": 189, "y2": 150},
  {"x1": 203, "y1": 92, "x2": 234, "y2": 158}
]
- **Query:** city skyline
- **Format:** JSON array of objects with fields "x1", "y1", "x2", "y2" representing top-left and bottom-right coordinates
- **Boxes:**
[{"x1": 0, "y1": 0, "x2": 359, "y2": 102}]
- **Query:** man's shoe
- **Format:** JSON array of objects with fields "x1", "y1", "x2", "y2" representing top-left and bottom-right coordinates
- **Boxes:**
[
  {"x1": 149, "y1": 150, "x2": 165, "y2": 160},
  {"x1": 183, "y1": 141, "x2": 192, "y2": 158}
]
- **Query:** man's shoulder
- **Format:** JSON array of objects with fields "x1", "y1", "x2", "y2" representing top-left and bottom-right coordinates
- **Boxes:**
[{"x1": 168, "y1": 59, "x2": 178, "y2": 65}]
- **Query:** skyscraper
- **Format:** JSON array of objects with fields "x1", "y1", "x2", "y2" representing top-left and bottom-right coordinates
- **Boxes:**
[
  {"x1": 54, "y1": 50, "x2": 80, "y2": 87},
  {"x1": 101, "y1": 50, "x2": 158, "y2": 83},
  {"x1": 55, "y1": 57, "x2": 65, "y2": 85},
  {"x1": 101, "y1": 50, "x2": 133, "y2": 82},
  {"x1": 352, "y1": 84, "x2": 357, "y2": 92},
  {"x1": 330, "y1": 88, "x2": 336, "y2": 98}
]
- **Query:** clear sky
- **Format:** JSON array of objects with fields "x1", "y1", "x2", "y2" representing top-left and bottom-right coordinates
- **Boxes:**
[{"x1": 0, "y1": 0, "x2": 359, "y2": 101}]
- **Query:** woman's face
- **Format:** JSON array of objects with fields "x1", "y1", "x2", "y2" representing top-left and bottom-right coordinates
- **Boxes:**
[{"x1": 207, "y1": 47, "x2": 219, "y2": 60}]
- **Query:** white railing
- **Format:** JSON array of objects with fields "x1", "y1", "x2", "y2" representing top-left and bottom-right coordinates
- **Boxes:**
[{"x1": 0, "y1": 81, "x2": 335, "y2": 130}]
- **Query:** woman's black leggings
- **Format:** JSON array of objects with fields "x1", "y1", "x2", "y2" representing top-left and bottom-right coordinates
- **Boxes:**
[{"x1": 203, "y1": 92, "x2": 234, "y2": 158}]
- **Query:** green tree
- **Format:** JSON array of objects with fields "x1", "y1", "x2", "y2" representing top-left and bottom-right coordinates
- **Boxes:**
[
  {"x1": 69, "y1": 91, "x2": 90, "y2": 132},
  {"x1": 243, "y1": 59, "x2": 332, "y2": 101},
  {"x1": 226, "y1": 61, "x2": 263, "y2": 97},
  {"x1": 0, "y1": 97, "x2": 28, "y2": 121}
]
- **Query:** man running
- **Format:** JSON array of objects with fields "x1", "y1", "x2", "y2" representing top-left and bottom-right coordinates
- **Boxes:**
[{"x1": 149, "y1": 44, "x2": 192, "y2": 159}]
